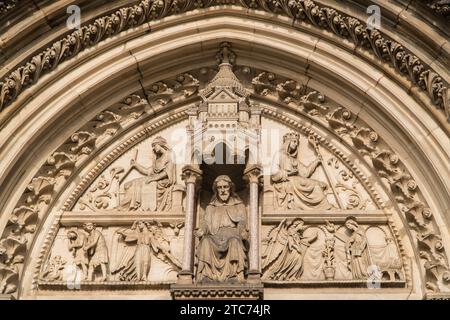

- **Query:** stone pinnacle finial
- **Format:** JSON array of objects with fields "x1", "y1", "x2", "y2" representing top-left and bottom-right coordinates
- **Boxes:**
[
  {"x1": 199, "y1": 42, "x2": 248, "y2": 99},
  {"x1": 216, "y1": 42, "x2": 236, "y2": 65}
]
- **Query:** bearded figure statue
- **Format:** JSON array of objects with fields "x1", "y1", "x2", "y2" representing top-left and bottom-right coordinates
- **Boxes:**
[{"x1": 195, "y1": 175, "x2": 248, "y2": 283}]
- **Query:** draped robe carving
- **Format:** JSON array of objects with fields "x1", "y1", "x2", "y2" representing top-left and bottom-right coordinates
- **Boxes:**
[
  {"x1": 332, "y1": 217, "x2": 372, "y2": 280},
  {"x1": 120, "y1": 136, "x2": 176, "y2": 212},
  {"x1": 262, "y1": 218, "x2": 318, "y2": 280},
  {"x1": 271, "y1": 133, "x2": 332, "y2": 210},
  {"x1": 195, "y1": 175, "x2": 248, "y2": 283}
]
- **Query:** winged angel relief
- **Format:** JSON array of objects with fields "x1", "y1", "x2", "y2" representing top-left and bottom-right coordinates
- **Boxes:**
[
  {"x1": 262, "y1": 218, "x2": 317, "y2": 280},
  {"x1": 110, "y1": 221, "x2": 181, "y2": 281}
]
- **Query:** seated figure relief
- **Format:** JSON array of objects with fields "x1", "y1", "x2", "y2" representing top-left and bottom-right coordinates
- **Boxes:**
[
  {"x1": 271, "y1": 132, "x2": 332, "y2": 210},
  {"x1": 120, "y1": 136, "x2": 176, "y2": 212},
  {"x1": 195, "y1": 175, "x2": 248, "y2": 283}
]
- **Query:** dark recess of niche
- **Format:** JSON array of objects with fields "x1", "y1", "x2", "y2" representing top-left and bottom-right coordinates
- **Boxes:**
[{"x1": 199, "y1": 142, "x2": 249, "y2": 192}]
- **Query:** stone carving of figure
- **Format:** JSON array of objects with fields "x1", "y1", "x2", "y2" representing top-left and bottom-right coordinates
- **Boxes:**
[
  {"x1": 111, "y1": 220, "x2": 181, "y2": 281},
  {"x1": 271, "y1": 132, "x2": 332, "y2": 210},
  {"x1": 115, "y1": 221, "x2": 154, "y2": 281},
  {"x1": 42, "y1": 255, "x2": 66, "y2": 281},
  {"x1": 67, "y1": 229, "x2": 89, "y2": 280},
  {"x1": 374, "y1": 236, "x2": 403, "y2": 281},
  {"x1": 333, "y1": 216, "x2": 372, "y2": 280},
  {"x1": 121, "y1": 136, "x2": 176, "y2": 211},
  {"x1": 195, "y1": 175, "x2": 248, "y2": 282},
  {"x1": 262, "y1": 218, "x2": 317, "y2": 280},
  {"x1": 83, "y1": 223, "x2": 109, "y2": 281}
]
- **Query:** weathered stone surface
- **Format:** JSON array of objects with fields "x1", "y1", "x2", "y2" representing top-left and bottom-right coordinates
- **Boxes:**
[{"x1": 0, "y1": 4, "x2": 449, "y2": 300}]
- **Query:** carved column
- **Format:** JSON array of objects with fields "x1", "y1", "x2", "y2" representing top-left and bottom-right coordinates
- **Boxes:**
[
  {"x1": 178, "y1": 165, "x2": 202, "y2": 284},
  {"x1": 244, "y1": 165, "x2": 262, "y2": 283}
]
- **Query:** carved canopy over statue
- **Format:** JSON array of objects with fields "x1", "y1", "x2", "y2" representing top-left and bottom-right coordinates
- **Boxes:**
[
  {"x1": 195, "y1": 175, "x2": 248, "y2": 283},
  {"x1": 120, "y1": 136, "x2": 176, "y2": 212},
  {"x1": 271, "y1": 132, "x2": 332, "y2": 210}
]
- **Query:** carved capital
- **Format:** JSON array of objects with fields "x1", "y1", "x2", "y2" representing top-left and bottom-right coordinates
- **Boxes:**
[
  {"x1": 243, "y1": 165, "x2": 263, "y2": 186},
  {"x1": 181, "y1": 165, "x2": 202, "y2": 186},
  {"x1": 250, "y1": 103, "x2": 262, "y2": 115}
]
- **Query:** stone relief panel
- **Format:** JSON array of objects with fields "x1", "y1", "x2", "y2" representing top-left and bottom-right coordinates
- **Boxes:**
[
  {"x1": 261, "y1": 216, "x2": 405, "y2": 285},
  {"x1": 2, "y1": 46, "x2": 447, "y2": 297},
  {"x1": 73, "y1": 123, "x2": 188, "y2": 213},
  {"x1": 261, "y1": 119, "x2": 377, "y2": 213},
  {"x1": 39, "y1": 220, "x2": 183, "y2": 288}
]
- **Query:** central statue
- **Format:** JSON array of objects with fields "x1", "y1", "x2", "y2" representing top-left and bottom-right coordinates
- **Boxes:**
[{"x1": 195, "y1": 175, "x2": 248, "y2": 283}]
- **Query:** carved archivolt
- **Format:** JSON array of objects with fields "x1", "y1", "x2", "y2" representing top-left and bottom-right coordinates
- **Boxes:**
[
  {"x1": 0, "y1": 61, "x2": 448, "y2": 298},
  {"x1": 0, "y1": 0, "x2": 448, "y2": 123},
  {"x1": 0, "y1": 0, "x2": 18, "y2": 15},
  {"x1": 424, "y1": 0, "x2": 450, "y2": 16}
]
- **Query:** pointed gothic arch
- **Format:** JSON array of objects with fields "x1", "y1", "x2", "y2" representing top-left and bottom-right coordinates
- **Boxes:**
[{"x1": 0, "y1": 2, "x2": 448, "y2": 300}]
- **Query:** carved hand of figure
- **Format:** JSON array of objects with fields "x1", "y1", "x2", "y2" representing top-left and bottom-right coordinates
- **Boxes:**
[
  {"x1": 324, "y1": 220, "x2": 336, "y2": 233},
  {"x1": 288, "y1": 169, "x2": 298, "y2": 176},
  {"x1": 194, "y1": 228, "x2": 204, "y2": 238},
  {"x1": 240, "y1": 228, "x2": 249, "y2": 240}
]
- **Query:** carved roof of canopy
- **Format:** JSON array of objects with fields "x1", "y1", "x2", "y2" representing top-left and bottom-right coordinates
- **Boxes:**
[{"x1": 200, "y1": 43, "x2": 249, "y2": 100}]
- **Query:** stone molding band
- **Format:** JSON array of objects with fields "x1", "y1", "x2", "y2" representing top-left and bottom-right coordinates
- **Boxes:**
[{"x1": 0, "y1": 0, "x2": 448, "y2": 124}]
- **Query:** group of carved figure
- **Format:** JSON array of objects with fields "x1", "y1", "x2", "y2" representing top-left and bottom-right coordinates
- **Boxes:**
[
  {"x1": 84, "y1": 131, "x2": 338, "y2": 213},
  {"x1": 66, "y1": 222, "x2": 109, "y2": 281},
  {"x1": 262, "y1": 216, "x2": 403, "y2": 282},
  {"x1": 43, "y1": 129, "x2": 403, "y2": 284},
  {"x1": 43, "y1": 221, "x2": 181, "y2": 282}
]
